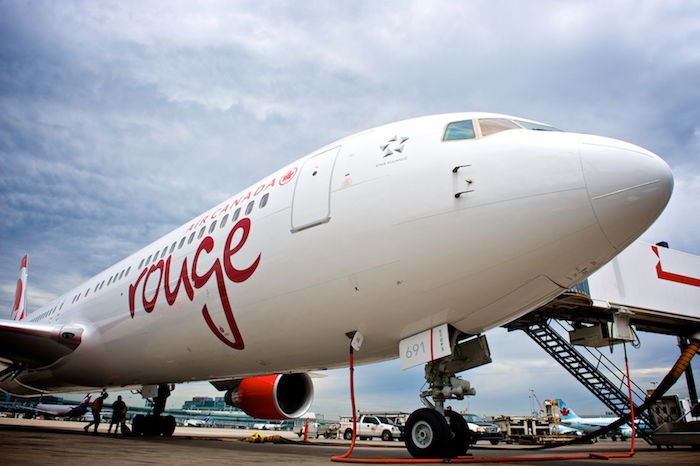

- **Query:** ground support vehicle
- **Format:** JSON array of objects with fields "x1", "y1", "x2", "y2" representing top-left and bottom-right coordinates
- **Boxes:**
[
  {"x1": 461, "y1": 413, "x2": 503, "y2": 445},
  {"x1": 293, "y1": 419, "x2": 340, "y2": 439},
  {"x1": 340, "y1": 415, "x2": 402, "y2": 441}
]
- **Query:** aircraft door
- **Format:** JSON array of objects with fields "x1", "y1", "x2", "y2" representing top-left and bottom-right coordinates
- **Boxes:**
[{"x1": 291, "y1": 146, "x2": 341, "y2": 232}]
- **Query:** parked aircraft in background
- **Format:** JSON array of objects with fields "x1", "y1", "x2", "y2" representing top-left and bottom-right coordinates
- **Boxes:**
[
  {"x1": 183, "y1": 416, "x2": 211, "y2": 428},
  {"x1": 32, "y1": 395, "x2": 92, "y2": 419},
  {"x1": 0, "y1": 113, "x2": 672, "y2": 458},
  {"x1": 555, "y1": 399, "x2": 635, "y2": 437}
]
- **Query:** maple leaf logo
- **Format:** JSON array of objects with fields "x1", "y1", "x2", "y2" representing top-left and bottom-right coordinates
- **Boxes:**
[{"x1": 279, "y1": 167, "x2": 298, "y2": 185}]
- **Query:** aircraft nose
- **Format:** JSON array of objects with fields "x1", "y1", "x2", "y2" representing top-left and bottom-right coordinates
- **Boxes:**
[{"x1": 581, "y1": 136, "x2": 673, "y2": 249}]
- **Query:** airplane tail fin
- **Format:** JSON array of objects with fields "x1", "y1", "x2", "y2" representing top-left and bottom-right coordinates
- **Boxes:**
[
  {"x1": 557, "y1": 399, "x2": 578, "y2": 419},
  {"x1": 10, "y1": 255, "x2": 28, "y2": 321}
]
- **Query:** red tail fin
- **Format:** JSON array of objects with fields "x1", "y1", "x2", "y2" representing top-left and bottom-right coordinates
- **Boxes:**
[{"x1": 10, "y1": 255, "x2": 28, "y2": 321}]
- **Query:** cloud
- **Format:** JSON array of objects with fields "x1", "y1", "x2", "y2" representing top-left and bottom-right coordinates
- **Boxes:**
[{"x1": 1, "y1": 0, "x2": 698, "y2": 418}]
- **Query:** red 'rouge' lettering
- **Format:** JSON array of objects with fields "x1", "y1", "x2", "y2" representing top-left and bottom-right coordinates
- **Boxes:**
[
  {"x1": 223, "y1": 217, "x2": 260, "y2": 283},
  {"x1": 142, "y1": 260, "x2": 164, "y2": 313},
  {"x1": 127, "y1": 218, "x2": 260, "y2": 350},
  {"x1": 163, "y1": 256, "x2": 194, "y2": 305},
  {"x1": 129, "y1": 268, "x2": 149, "y2": 318}
]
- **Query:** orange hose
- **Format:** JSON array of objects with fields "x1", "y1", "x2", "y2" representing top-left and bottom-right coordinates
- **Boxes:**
[{"x1": 331, "y1": 349, "x2": 357, "y2": 461}]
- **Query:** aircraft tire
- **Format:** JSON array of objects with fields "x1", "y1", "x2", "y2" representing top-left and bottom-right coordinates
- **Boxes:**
[
  {"x1": 132, "y1": 414, "x2": 145, "y2": 436},
  {"x1": 143, "y1": 415, "x2": 160, "y2": 436},
  {"x1": 404, "y1": 408, "x2": 450, "y2": 459},
  {"x1": 444, "y1": 410, "x2": 470, "y2": 457},
  {"x1": 160, "y1": 415, "x2": 176, "y2": 437}
]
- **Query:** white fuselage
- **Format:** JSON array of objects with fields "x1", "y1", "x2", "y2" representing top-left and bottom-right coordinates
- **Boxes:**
[{"x1": 4, "y1": 112, "x2": 673, "y2": 395}]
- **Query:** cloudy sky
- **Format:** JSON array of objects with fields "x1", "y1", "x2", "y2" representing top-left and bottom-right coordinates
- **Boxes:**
[{"x1": 1, "y1": 1, "x2": 699, "y2": 418}]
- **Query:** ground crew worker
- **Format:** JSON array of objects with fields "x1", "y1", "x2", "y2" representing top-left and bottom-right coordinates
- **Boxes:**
[
  {"x1": 83, "y1": 391, "x2": 108, "y2": 434},
  {"x1": 108, "y1": 395, "x2": 127, "y2": 435}
]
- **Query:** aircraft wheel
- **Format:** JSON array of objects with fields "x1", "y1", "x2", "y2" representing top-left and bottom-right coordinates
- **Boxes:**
[
  {"x1": 132, "y1": 415, "x2": 145, "y2": 436},
  {"x1": 404, "y1": 408, "x2": 450, "y2": 459},
  {"x1": 344, "y1": 429, "x2": 353, "y2": 440},
  {"x1": 143, "y1": 415, "x2": 160, "y2": 436},
  {"x1": 160, "y1": 415, "x2": 176, "y2": 437},
  {"x1": 444, "y1": 410, "x2": 470, "y2": 457}
]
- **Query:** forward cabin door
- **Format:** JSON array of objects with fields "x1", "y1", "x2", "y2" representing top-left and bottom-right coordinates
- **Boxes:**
[{"x1": 291, "y1": 146, "x2": 341, "y2": 232}]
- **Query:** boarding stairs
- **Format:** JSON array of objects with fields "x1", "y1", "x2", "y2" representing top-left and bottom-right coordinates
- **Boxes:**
[{"x1": 517, "y1": 319, "x2": 656, "y2": 443}]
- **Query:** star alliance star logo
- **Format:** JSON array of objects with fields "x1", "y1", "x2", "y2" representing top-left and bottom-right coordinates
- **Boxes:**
[{"x1": 380, "y1": 135, "x2": 409, "y2": 157}]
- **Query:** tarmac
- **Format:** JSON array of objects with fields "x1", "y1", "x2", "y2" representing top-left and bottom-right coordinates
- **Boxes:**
[{"x1": 1, "y1": 418, "x2": 699, "y2": 465}]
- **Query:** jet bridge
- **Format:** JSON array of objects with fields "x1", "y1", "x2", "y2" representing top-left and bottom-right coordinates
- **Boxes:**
[{"x1": 505, "y1": 241, "x2": 700, "y2": 444}]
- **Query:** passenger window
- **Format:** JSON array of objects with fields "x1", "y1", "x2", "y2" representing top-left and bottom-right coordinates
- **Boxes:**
[
  {"x1": 153, "y1": 250, "x2": 160, "y2": 261},
  {"x1": 161, "y1": 246, "x2": 168, "y2": 257},
  {"x1": 260, "y1": 193, "x2": 269, "y2": 208},
  {"x1": 100, "y1": 280, "x2": 105, "y2": 289},
  {"x1": 444, "y1": 120, "x2": 476, "y2": 141},
  {"x1": 145, "y1": 254, "x2": 152, "y2": 266},
  {"x1": 107, "y1": 276, "x2": 113, "y2": 286},
  {"x1": 220, "y1": 214, "x2": 229, "y2": 229},
  {"x1": 59, "y1": 302, "x2": 64, "y2": 310},
  {"x1": 209, "y1": 220, "x2": 217, "y2": 234},
  {"x1": 114, "y1": 272, "x2": 119, "y2": 282},
  {"x1": 169, "y1": 242, "x2": 177, "y2": 254},
  {"x1": 138, "y1": 258, "x2": 145, "y2": 269},
  {"x1": 125, "y1": 267, "x2": 130, "y2": 277},
  {"x1": 85, "y1": 288, "x2": 90, "y2": 297},
  {"x1": 245, "y1": 201, "x2": 254, "y2": 215},
  {"x1": 478, "y1": 118, "x2": 521, "y2": 137},
  {"x1": 119, "y1": 269, "x2": 125, "y2": 280},
  {"x1": 232, "y1": 207, "x2": 241, "y2": 222},
  {"x1": 198, "y1": 226, "x2": 206, "y2": 239},
  {"x1": 94, "y1": 283, "x2": 99, "y2": 292},
  {"x1": 179, "y1": 237, "x2": 186, "y2": 249},
  {"x1": 188, "y1": 232, "x2": 196, "y2": 244}
]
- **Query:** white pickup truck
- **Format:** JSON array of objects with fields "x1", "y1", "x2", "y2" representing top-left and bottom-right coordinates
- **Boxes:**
[{"x1": 340, "y1": 415, "x2": 402, "y2": 441}]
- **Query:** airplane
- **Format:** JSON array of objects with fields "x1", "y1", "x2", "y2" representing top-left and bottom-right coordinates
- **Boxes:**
[
  {"x1": 0, "y1": 112, "x2": 673, "y2": 458},
  {"x1": 555, "y1": 399, "x2": 636, "y2": 437},
  {"x1": 0, "y1": 394, "x2": 94, "y2": 419},
  {"x1": 183, "y1": 416, "x2": 211, "y2": 428},
  {"x1": 32, "y1": 394, "x2": 93, "y2": 419}
]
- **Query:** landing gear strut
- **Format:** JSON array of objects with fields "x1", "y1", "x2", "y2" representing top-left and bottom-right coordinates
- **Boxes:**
[
  {"x1": 404, "y1": 333, "x2": 491, "y2": 459},
  {"x1": 132, "y1": 383, "x2": 176, "y2": 436}
]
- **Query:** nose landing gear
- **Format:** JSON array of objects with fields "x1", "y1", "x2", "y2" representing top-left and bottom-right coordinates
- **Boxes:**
[{"x1": 404, "y1": 334, "x2": 491, "y2": 458}]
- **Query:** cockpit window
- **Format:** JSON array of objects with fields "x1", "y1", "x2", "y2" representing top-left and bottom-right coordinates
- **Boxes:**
[
  {"x1": 443, "y1": 120, "x2": 476, "y2": 141},
  {"x1": 478, "y1": 118, "x2": 521, "y2": 137},
  {"x1": 514, "y1": 119, "x2": 561, "y2": 132}
]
